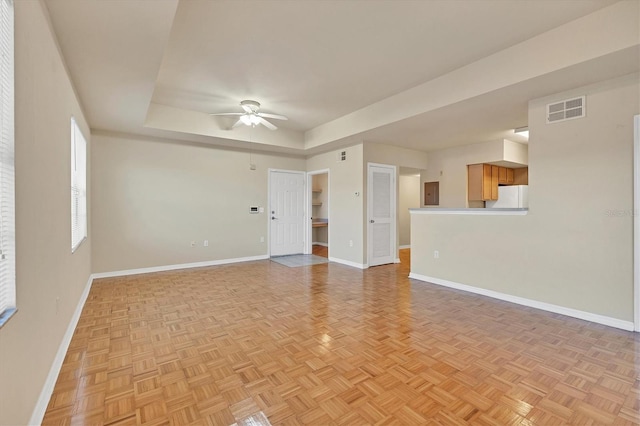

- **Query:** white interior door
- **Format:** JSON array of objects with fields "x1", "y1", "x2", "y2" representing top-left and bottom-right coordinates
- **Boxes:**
[
  {"x1": 368, "y1": 163, "x2": 396, "y2": 266},
  {"x1": 270, "y1": 170, "x2": 305, "y2": 256}
]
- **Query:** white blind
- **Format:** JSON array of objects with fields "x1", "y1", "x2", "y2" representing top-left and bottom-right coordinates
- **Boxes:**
[
  {"x1": 0, "y1": 0, "x2": 14, "y2": 317},
  {"x1": 70, "y1": 117, "x2": 87, "y2": 252}
]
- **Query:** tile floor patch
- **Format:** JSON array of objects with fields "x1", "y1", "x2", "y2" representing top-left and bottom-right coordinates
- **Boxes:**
[{"x1": 270, "y1": 255, "x2": 329, "y2": 267}]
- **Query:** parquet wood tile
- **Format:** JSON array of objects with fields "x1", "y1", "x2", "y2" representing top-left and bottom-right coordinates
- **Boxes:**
[{"x1": 42, "y1": 249, "x2": 640, "y2": 425}]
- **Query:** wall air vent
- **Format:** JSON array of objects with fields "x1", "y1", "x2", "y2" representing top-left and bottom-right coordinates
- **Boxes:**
[
  {"x1": 547, "y1": 96, "x2": 585, "y2": 123},
  {"x1": 338, "y1": 150, "x2": 347, "y2": 162}
]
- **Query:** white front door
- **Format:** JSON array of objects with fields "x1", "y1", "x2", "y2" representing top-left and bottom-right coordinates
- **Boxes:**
[
  {"x1": 270, "y1": 170, "x2": 305, "y2": 256},
  {"x1": 368, "y1": 163, "x2": 396, "y2": 266}
]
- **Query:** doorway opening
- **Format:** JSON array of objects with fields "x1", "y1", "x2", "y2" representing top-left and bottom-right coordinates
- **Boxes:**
[
  {"x1": 398, "y1": 167, "x2": 422, "y2": 266},
  {"x1": 307, "y1": 169, "x2": 330, "y2": 258}
]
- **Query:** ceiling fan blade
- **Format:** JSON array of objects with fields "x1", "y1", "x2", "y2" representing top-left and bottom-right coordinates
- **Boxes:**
[
  {"x1": 231, "y1": 118, "x2": 244, "y2": 128},
  {"x1": 257, "y1": 117, "x2": 277, "y2": 130},
  {"x1": 209, "y1": 112, "x2": 244, "y2": 116},
  {"x1": 258, "y1": 112, "x2": 288, "y2": 121},
  {"x1": 241, "y1": 104, "x2": 253, "y2": 114}
]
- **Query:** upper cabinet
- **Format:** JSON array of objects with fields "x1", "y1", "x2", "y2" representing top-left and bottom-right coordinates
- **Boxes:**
[
  {"x1": 468, "y1": 164, "x2": 497, "y2": 201},
  {"x1": 498, "y1": 166, "x2": 515, "y2": 185},
  {"x1": 468, "y1": 164, "x2": 524, "y2": 201}
]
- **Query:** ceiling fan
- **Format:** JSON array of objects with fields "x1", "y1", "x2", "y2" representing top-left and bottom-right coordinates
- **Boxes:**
[{"x1": 210, "y1": 100, "x2": 288, "y2": 130}]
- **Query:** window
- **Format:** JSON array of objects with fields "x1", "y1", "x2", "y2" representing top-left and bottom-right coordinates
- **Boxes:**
[
  {"x1": 0, "y1": 0, "x2": 14, "y2": 326},
  {"x1": 70, "y1": 117, "x2": 87, "y2": 252}
]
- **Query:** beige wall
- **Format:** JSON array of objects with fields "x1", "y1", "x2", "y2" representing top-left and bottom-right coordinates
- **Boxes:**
[
  {"x1": 422, "y1": 139, "x2": 504, "y2": 208},
  {"x1": 398, "y1": 174, "x2": 420, "y2": 247},
  {"x1": 411, "y1": 74, "x2": 639, "y2": 322},
  {"x1": 311, "y1": 173, "x2": 328, "y2": 244},
  {"x1": 363, "y1": 142, "x2": 428, "y2": 263},
  {"x1": 91, "y1": 133, "x2": 305, "y2": 273},
  {"x1": 504, "y1": 139, "x2": 528, "y2": 165},
  {"x1": 307, "y1": 145, "x2": 364, "y2": 265},
  {"x1": 422, "y1": 139, "x2": 528, "y2": 208},
  {"x1": 364, "y1": 142, "x2": 430, "y2": 171},
  {"x1": 0, "y1": 2, "x2": 92, "y2": 424}
]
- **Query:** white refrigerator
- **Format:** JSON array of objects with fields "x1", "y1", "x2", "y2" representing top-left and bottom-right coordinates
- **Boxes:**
[{"x1": 486, "y1": 185, "x2": 529, "y2": 208}]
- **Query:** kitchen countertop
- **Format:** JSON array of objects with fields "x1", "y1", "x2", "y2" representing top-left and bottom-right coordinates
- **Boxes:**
[{"x1": 410, "y1": 208, "x2": 528, "y2": 216}]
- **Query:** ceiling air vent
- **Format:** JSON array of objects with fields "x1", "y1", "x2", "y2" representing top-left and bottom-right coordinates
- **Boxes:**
[{"x1": 547, "y1": 96, "x2": 585, "y2": 124}]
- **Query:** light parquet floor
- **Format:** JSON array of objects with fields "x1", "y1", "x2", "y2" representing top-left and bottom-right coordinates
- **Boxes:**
[
  {"x1": 312, "y1": 245, "x2": 328, "y2": 258},
  {"x1": 43, "y1": 250, "x2": 640, "y2": 425}
]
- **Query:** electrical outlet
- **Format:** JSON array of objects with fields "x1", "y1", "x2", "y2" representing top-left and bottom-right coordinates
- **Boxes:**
[
  {"x1": 349, "y1": 240, "x2": 353, "y2": 247},
  {"x1": 434, "y1": 250, "x2": 439, "y2": 259},
  {"x1": 203, "y1": 240, "x2": 209, "y2": 247},
  {"x1": 190, "y1": 241, "x2": 196, "y2": 247},
  {"x1": 260, "y1": 236, "x2": 265, "y2": 243}
]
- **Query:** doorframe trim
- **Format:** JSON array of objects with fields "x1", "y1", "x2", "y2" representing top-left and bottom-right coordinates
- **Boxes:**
[
  {"x1": 306, "y1": 169, "x2": 330, "y2": 255},
  {"x1": 367, "y1": 162, "x2": 397, "y2": 267},
  {"x1": 267, "y1": 168, "x2": 307, "y2": 258},
  {"x1": 634, "y1": 114, "x2": 639, "y2": 331}
]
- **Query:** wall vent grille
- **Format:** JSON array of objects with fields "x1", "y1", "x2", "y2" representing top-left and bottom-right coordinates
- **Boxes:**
[{"x1": 547, "y1": 96, "x2": 585, "y2": 123}]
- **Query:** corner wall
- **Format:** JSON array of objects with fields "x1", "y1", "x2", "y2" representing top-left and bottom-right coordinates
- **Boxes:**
[
  {"x1": 307, "y1": 145, "x2": 364, "y2": 266},
  {"x1": 91, "y1": 133, "x2": 305, "y2": 273},
  {"x1": 399, "y1": 175, "x2": 420, "y2": 247},
  {"x1": 411, "y1": 74, "x2": 639, "y2": 323},
  {"x1": 363, "y1": 142, "x2": 428, "y2": 263},
  {"x1": 0, "y1": 2, "x2": 92, "y2": 424},
  {"x1": 422, "y1": 139, "x2": 506, "y2": 208}
]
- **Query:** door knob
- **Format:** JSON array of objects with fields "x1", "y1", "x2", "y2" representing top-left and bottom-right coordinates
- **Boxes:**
[
  {"x1": 370, "y1": 219, "x2": 375, "y2": 223},
  {"x1": 272, "y1": 216, "x2": 277, "y2": 220}
]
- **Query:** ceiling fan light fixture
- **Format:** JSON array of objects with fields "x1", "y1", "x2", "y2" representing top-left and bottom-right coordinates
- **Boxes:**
[
  {"x1": 250, "y1": 114, "x2": 261, "y2": 125},
  {"x1": 211, "y1": 100, "x2": 286, "y2": 130},
  {"x1": 240, "y1": 114, "x2": 252, "y2": 126}
]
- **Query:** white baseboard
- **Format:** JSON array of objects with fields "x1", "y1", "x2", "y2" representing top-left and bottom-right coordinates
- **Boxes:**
[
  {"x1": 92, "y1": 255, "x2": 269, "y2": 279},
  {"x1": 29, "y1": 275, "x2": 94, "y2": 425},
  {"x1": 399, "y1": 245, "x2": 411, "y2": 249},
  {"x1": 30, "y1": 254, "x2": 272, "y2": 424},
  {"x1": 395, "y1": 258, "x2": 401, "y2": 264},
  {"x1": 312, "y1": 242, "x2": 328, "y2": 247},
  {"x1": 329, "y1": 257, "x2": 368, "y2": 269},
  {"x1": 409, "y1": 273, "x2": 635, "y2": 332}
]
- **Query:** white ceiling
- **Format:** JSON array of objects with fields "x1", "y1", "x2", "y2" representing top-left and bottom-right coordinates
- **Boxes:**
[{"x1": 44, "y1": 0, "x2": 637, "y2": 157}]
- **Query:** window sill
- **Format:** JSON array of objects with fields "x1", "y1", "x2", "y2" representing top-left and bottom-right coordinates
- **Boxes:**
[
  {"x1": 0, "y1": 307, "x2": 17, "y2": 329},
  {"x1": 72, "y1": 236, "x2": 87, "y2": 254}
]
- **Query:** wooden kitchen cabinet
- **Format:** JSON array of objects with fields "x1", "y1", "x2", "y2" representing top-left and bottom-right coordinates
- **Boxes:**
[
  {"x1": 498, "y1": 166, "x2": 516, "y2": 184},
  {"x1": 491, "y1": 165, "x2": 499, "y2": 199},
  {"x1": 513, "y1": 167, "x2": 528, "y2": 185},
  {"x1": 506, "y1": 168, "x2": 515, "y2": 184},
  {"x1": 468, "y1": 163, "x2": 498, "y2": 201},
  {"x1": 498, "y1": 167, "x2": 507, "y2": 184},
  {"x1": 469, "y1": 163, "x2": 519, "y2": 201}
]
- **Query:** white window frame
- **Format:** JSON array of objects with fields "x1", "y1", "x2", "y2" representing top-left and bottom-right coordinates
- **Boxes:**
[
  {"x1": 0, "y1": 0, "x2": 15, "y2": 327},
  {"x1": 70, "y1": 117, "x2": 87, "y2": 253}
]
